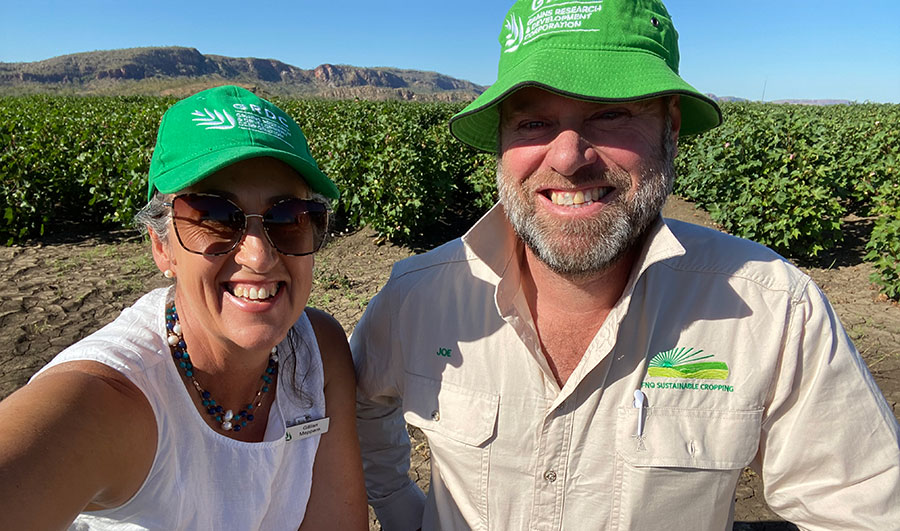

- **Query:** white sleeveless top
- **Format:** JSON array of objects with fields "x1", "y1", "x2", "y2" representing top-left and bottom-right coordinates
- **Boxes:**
[{"x1": 34, "y1": 287, "x2": 326, "y2": 530}]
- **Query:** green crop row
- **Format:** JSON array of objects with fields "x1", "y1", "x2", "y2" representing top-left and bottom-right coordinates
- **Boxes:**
[
  {"x1": 1, "y1": 96, "x2": 898, "y2": 298},
  {"x1": 675, "y1": 103, "x2": 898, "y2": 255},
  {"x1": 865, "y1": 179, "x2": 900, "y2": 299},
  {"x1": 672, "y1": 102, "x2": 899, "y2": 297},
  {"x1": 0, "y1": 95, "x2": 496, "y2": 245},
  {"x1": 0, "y1": 95, "x2": 171, "y2": 241},
  {"x1": 275, "y1": 98, "x2": 495, "y2": 240}
]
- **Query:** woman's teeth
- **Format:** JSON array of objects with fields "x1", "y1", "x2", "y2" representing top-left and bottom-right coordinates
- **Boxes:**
[
  {"x1": 550, "y1": 187, "x2": 611, "y2": 207},
  {"x1": 230, "y1": 284, "x2": 279, "y2": 300}
]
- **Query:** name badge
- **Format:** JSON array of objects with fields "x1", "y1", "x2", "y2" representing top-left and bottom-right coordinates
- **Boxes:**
[{"x1": 285, "y1": 417, "x2": 330, "y2": 443}]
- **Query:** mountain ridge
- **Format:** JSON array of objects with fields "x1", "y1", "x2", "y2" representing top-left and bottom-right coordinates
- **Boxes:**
[
  {"x1": 0, "y1": 46, "x2": 486, "y2": 102},
  {"x1": 0, "y1": 47, "x2": 858, "y2": 106}
]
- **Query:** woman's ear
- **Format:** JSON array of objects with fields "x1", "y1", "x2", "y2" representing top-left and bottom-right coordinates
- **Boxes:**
[{"x1": 149, "y1": 229, "x2": 174, "y2": 276}]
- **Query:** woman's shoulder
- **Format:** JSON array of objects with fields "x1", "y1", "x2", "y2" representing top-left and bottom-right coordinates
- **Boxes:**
[
  {"x1": 303, "y1": 308, "x2": 352, "y2": 386},
  {"x1": 304, "y1": 308, "x2": 346, "y2": 344}
]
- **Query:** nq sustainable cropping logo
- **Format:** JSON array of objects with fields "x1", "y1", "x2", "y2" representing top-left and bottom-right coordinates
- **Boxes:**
[{"x1": 647, "y1": 347, "x2": 729, "y2": 380}]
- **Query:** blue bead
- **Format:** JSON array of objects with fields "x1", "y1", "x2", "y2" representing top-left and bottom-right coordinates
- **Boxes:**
[
  {"x1": 202, "y1": 400, "x2": 209, "y2": 406},
  {"x1": 166, "y1": 322, "x2": 174, "y2": 330},
  {"x1": 177, "y1": 340, "x2": 186, "y2": 349},
  {"x1": 179, "y1": 361, "x2": 187, "y2": 368},
  {"x1": 185, "y1": 370, "x2": 193, "y2": 377},
  {"x1": 202, "y1": 391, "x2": 211, "y2": 399},
  {"x1": 233, "y1": 425, "x2": 242, "y2": 432},
  {"x1": 247, "y1": 404, "x2": 254, "y2": 410},
  {"x1": 262, "y1": 386, "x2": 269, "y2": 393},
  {"x1": 182, "y1": 352, "x2": 190, "y2": 359},
  {"x1": 215, "y1": 416, "x2": 222, "y2": 422},
  {"x1": 209, "y1": 400, "x2": 216, "y2": 406},
  {"x1": 241, "y1": 421, "x2": 247, "y2": 426},
  {"x1": 215, "y1": 406, "x2": 223, "y2": 413},
  {"x1": 207, "y1": 407, "x2": 216, "y2": 414},
  {"x1": 247, "y1": 414, "x2": 254, "y2": 421}
]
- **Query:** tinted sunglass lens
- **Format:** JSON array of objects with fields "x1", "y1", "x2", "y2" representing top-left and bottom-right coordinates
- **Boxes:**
[
  {"x1": 264, "y1": 199, "x2": 328, "y2": 255},
  {"x1": 173, "y1": 195, "x2": 244, "y2": 255}
]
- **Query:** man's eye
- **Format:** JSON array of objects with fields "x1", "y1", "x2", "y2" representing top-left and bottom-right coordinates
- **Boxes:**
[
  {"x1": 595, "y1": 111, "x2": 627, "y2": 120},
  {"x1": 521, "y1": 120, "x2": 545, "y2": 130}
]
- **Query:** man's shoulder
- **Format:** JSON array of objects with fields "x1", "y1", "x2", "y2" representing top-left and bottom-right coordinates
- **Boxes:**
[
  {"x1": 660, "y1": 218, "x2": 810, "y2": 295},
  {"x1": 388, "y1": 237, "x2": 472, "y2": 281}
]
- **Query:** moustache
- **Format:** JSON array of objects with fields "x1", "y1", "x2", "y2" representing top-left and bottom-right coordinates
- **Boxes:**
[{"x1": 520, "y1": 166, "x2": 634, "y2": 194}]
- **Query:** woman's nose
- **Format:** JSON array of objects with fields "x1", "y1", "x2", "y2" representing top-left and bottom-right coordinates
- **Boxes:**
[{"x1": 233, "y1": 216, "x2": 278, "y2": 271}]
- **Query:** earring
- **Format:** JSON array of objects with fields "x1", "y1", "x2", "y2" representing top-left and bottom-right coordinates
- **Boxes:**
[{"x1": 164, "y1": 269, "x2": 175, "y2": 279}]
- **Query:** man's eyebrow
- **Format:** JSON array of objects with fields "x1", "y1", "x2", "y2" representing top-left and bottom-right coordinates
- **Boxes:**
[
  {"x1": 499, "y1": 103, "x2": 542, "y2": 126},
  {"x1": 501, "y1": 99, "x2": 540, "y2": 116}
]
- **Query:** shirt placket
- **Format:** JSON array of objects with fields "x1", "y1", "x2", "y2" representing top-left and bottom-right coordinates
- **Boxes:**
[{"x1": 529, "y1": 397, "x2": 575, "y2": 531}]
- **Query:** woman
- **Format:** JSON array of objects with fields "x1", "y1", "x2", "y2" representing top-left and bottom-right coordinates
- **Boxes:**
[{"x1": 0, "y1": 85, "x2": 368, "y2": 529}]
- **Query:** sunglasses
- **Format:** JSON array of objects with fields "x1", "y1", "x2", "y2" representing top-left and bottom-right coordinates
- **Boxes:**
[{"x1": 164, "y1": 193, "x2": 329, "y2": 256}]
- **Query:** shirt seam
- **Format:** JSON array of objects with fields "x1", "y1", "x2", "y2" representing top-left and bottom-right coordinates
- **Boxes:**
[{"x1": 655, "y1": 259, "x2": 808, "y2": 301}]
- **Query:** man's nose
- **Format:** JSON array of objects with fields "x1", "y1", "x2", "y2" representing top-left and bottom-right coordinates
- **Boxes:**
[{"x1": 546, "y1": 128, "x2": 599, "y2": 177}]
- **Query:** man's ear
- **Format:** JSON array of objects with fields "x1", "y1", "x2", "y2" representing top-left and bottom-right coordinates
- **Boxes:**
[
  {"x1": 149, "y1": 229, "x2": 174, "y2": 275},
  {"x1": 667, "y1": 95, "x2": 682, "y2": 158}
]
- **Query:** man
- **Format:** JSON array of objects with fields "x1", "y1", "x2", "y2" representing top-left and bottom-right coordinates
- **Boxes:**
[{"x1": 352, "y1": 0, "x2": 900, "y2": 529}]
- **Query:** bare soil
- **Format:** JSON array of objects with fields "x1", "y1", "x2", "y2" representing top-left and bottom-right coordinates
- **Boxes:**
[{"x1": 1, "y1": 197, "x2": 897, "y2": 530}]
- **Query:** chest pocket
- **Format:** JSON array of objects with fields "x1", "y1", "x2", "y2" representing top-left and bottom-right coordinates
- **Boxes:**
[
  {"x1": 403, "y1": 372, "x2": 499, "y2": 530},
  {"x1": 611, "y1": 406, "x2": 763, "y2": 531},
  {"x1": 403, "y1": 372, "x2": 499, "y2": 446}
]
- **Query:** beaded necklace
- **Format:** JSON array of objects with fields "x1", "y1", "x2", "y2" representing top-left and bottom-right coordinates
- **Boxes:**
[{"x1": 165, "y1": 303, "x2": 278, "y2": 432}]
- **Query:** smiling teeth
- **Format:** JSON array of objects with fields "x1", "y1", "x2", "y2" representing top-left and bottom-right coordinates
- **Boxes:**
[
  {"x1": 231, "y1": 284, "x2": 279, "y2": 300},
  {"x1": 550, "y1": 187, "x2": 610, "y2": 206}
]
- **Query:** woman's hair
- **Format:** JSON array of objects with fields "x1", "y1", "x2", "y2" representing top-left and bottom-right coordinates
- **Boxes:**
[{"x1": 133, "y1": 191, "x2": 172, "y2": 241}]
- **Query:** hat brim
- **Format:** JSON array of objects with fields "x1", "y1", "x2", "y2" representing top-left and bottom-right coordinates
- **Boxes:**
[
  {"x1": 450, "y1": 47, "x2": 722, "y2": 152},
  {"x1": 150, "y1": 146, "x2": 340, "y2": 200}
]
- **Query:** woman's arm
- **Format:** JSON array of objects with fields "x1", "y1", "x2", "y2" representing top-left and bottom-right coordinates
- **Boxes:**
[
  {"x1": 302, "y1": 308, "x2": 368, "y2": 530},
  {"x1": 0, "y1": 361, "x2": 157, "y2": 528}
]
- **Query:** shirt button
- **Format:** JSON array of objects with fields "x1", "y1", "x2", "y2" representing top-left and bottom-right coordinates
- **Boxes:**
[
  {"x1": 431, "y1": 410, "x2": 440, "y2": 421},
  {"x1": 544, "y1": 470, "x2": 557, "y2": 482}
]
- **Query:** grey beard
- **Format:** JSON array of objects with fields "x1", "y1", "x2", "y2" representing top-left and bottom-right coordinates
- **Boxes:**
[{"x1": 498, "y1": 122, "x2": 676, "y2": 278}]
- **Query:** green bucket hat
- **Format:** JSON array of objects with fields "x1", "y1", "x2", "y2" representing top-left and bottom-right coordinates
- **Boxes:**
[
  {"x1": 147, "y1": 85, "x2": 339, "y2": 200},
  {"x1": 449, "y1": 0, "x2": 722, "y2": 152}
]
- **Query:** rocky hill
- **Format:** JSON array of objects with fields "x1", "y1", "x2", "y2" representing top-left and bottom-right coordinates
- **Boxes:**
[
  {"x1": 0, "y1": 47, "x2": 486, "y2": 102},
  {"x1": 706, "y1": 93, "x2": 854, "y2": 106}
]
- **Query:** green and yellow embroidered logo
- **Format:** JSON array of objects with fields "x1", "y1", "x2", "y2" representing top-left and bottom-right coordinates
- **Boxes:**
[{"x1": 648, "y1": 347, "x2": 729, "y2": 380}]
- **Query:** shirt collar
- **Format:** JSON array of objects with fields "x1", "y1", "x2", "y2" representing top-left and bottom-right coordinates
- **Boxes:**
[
  {"x1": 461, "y1": 203, "x2": 688, "y2": 297},
  {"x1": 461, "y1": 203, "x2": 521, "y2": 280}
]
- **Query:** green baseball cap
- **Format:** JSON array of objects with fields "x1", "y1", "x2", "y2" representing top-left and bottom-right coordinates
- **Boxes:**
[
  {"x1": 147, "y1": 85, "x2": 339, "y2": 200},
  {"x1": 449, "y1": 0, "x2": 723, "y2": 152}
]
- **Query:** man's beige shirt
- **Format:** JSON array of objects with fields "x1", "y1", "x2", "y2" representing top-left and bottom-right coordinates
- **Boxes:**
[{"x1": 353, "y1": 205, "x2": 900, "y2": 531}]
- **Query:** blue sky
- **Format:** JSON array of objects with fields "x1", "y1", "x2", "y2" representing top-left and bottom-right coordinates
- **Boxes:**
[{"x1": 2, "y1": 0, "x2": 898, "y2": 103}]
